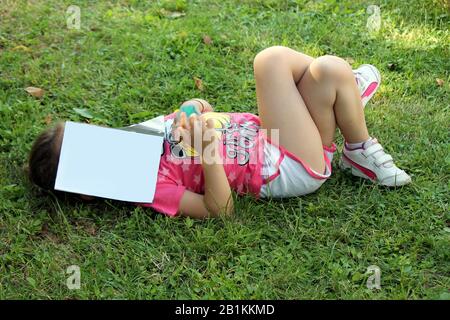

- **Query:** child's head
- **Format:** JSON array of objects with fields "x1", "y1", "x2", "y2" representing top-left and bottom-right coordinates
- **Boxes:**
[{"x1": 27, "y1": 122, "x2": 65, "y2": 193}]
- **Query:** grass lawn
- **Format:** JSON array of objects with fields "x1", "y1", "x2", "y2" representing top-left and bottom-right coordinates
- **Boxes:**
[{"x1": 0, "y1": 0, "x2": 449, "y2": 299}]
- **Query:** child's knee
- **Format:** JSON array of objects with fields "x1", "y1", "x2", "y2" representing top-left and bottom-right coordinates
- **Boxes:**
[
  {"x1": 253, "y1": 46, "x2": 289, "y2": 75},
  {"x1": 311, "y1": 55, "x2": 353, "y2": 82}
]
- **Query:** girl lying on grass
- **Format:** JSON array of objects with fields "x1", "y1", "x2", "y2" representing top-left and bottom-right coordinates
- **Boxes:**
[{"x1": 27, "y1": 46, "x2": 411, "y2": 219}]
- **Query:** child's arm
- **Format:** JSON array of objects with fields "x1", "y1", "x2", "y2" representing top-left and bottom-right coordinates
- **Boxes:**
[
  {"x1": 174, "y1": 114, "x2": 233, "y2": 219},
  {"x1": 178, "y1": 165, "x2": 234, "y2": 219},
  {"x1": 180, "y1": 98, "x2": 214, "y2": 113}
]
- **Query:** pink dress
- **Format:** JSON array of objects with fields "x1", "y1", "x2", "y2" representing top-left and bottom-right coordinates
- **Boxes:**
[
  {"x1": 136, "y1": 111, "x2": 335, "y2": 216},
  {"x1": 137, "y1": 112, "x2": 265, "y2": 216}
]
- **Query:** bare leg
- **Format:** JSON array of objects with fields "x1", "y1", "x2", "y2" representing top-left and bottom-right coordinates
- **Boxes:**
[
  {"x1": 254, "y1": 46, "x2": 372, "y2": 174},
  {"x1": 297, "y1": 55, "x2": 370, "y2": 146},
  {"x1": 254, "y1": 46, "x2": 411, "y2": 188},
  {"x1": 253, "y1": 46, "x2": 325, "y2": 173}
]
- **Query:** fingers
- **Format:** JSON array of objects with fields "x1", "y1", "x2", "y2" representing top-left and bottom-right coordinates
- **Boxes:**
[
  {"x1": 180, "y1": 128, "x2": 190, "y2": 144},
  {"x1": 181, "y1": 99, "x2": 209, "y2": 113},
  {"x1": 172, "y1": 126, "x2": 189, "y2": 143},
  {"x1": 173, "y1": 114, "x2": 200, "y2": 145},
  {"x1": 180, "y1": 112, "x2": 189, "y2": 130},
  {"x1": 189, "y1": 114, "x2": 196, "y2": 130},
  {"x1": 191, "y1": 116, "x2": 205, "y2": 145},
  {"x1": 172, "y1": 113, "x2": 216, "y2": 149},
  {"x1": 172, "y1": 126, "x2": 181, "y2": 142},
  {"x1": 173, "y1": 126, "x2": 190, "y2": 144},
  {"x1": 188, "y1": 114, "x2": 208, "y2": 131},
  {"x1": 206, "y1": 118, "x2": 215, "y2": 129},
  {"x1": 180, "y1": 112, "x2": 202, "y2": 130}
]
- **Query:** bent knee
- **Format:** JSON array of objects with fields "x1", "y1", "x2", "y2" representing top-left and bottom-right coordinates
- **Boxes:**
[
  {"x1": 253, "y1": 46, "x2": 291, "y2": 75},
  {"x1": 310, "y1": 55, "x2": 353, "y2": 81}
]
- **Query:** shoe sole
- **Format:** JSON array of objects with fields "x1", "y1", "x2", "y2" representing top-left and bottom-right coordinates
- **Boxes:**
[
  {"x1": 340, "y1": 155, "x2": 411, "y2": 187},
  {"x1": 357, "y1": 64, "x2": 381, "y2": 107}
]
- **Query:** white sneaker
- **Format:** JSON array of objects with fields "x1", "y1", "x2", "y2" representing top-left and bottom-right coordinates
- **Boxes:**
[
  {"x1": 340, "y1": 138, "x2": 412, "y2": 187},
  {"x1": 353, "y1": 64, "x2": 381, "y2": 107}
]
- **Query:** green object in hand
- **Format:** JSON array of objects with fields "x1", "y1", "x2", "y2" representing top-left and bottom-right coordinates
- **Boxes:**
[{"x1": 177, "y1": 104, "x2": 200, "y2": 119}]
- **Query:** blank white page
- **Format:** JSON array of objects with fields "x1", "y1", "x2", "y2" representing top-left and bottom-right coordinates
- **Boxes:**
[{"x1": 55, "y1": 121, "x2": 163, "y2": 203}]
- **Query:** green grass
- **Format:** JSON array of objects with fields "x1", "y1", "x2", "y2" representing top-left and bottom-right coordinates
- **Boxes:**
[{"x1": 0, "y1": 0, "x2": 449, "y2": 299}]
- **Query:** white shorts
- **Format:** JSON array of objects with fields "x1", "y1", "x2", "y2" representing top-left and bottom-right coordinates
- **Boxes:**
[{"x1": 260, "y1": 139, "x2": 336, "y2": 198}]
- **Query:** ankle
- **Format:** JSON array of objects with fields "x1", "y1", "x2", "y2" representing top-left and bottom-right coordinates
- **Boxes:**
[{"x1": 345, "y1": 137, "x2": 371, "y2": 149}]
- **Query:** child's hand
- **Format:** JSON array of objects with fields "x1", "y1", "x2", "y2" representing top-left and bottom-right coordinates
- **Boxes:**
[
  {"x1": 174, "y1": 99, "x2": 214, "y2": 125},
  {"x1": 172, "y1": 113, "x2": 218, "y2": 158},
  {"x1": 180, "y1": 99, "x2": 213, "y2": 113}
]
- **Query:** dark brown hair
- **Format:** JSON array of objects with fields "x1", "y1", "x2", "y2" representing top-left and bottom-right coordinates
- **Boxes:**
[{"x1": 27, "y1": 122, "x2": 65, "y2": 192}]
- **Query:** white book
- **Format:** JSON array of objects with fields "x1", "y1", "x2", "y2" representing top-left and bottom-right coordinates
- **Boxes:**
[{"x1": 55, "y1": 120, "x2": 164, "y2": 203}]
